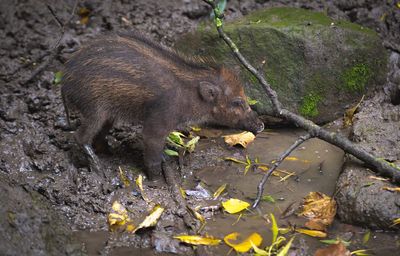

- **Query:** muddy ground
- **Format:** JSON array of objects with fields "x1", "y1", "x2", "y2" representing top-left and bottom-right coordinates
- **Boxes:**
[{"x1": 0, "y1": 0, "x2": 399, "y2": 255}]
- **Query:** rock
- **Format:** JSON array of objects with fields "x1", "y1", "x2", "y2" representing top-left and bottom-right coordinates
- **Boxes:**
[
  {"x1": 0, "y1": 175, "x2": 84, "y2": 255},
  {"x1": 351, "y1": 95, "x2": 400, "y2": 162},
  {"x1": 176, "y1": 7, "x2": 387, "y2": 124},
  {"x1": 335, "y1": 161, "x2": 400, "y2": 230}
]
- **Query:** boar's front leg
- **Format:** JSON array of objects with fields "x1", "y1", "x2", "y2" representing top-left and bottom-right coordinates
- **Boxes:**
[{"x1": 142, "y1": 119, "x2": 172, "y2": 182}]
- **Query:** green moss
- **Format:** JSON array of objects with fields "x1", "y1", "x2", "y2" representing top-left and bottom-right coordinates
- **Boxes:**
[
  {"x1": 342, "y1": 63, "x2": 371, "y2": 92},
  {"x1": 299, "y1": 92, "x2": 322, "y2": 117},
  {"x1": 229, "y1": 7, "x2": 376, "y2": 36}
]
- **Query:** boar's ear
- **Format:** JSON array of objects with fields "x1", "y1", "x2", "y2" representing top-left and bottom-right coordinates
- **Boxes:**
[{"x1": 198, "y1": 81, "x2": 220, "y2": 102}]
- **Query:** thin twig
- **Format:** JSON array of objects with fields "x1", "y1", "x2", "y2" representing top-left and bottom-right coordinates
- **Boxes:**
[
  {"x1": 20, "y1": 0, "x2": 78, "y2": 85},
  {"x1": 203, "y1": 0, "x2": 400, "y2": 187},
  {"x1": 252, "y1": 133, "x2": 312, "y2": 208}
]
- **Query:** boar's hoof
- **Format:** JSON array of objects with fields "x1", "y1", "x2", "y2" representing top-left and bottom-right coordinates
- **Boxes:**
[{"x1": 83, "y1": 144, "x2": 106, "y2": 178}]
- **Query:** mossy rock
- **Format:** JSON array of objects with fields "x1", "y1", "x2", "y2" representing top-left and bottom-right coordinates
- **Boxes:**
[{"x1": 176, "y1": 7, "x2": 387, "y2": 123}]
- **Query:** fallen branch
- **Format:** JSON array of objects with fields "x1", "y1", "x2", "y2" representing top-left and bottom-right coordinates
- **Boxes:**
[
  {"x1": 253, "y1": 133, "x2": 312, "y2": 208},
  {"x1": 203, "y1": 0, "x2": 400, "y2": 205},
  {"x1": 20, "y1": 0, "x2": 78, "y2": 85}
]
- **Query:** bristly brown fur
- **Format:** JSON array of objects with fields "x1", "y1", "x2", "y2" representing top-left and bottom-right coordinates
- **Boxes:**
[{"x1": 61, "y1": 32, "x2": 263, "y2": 180}]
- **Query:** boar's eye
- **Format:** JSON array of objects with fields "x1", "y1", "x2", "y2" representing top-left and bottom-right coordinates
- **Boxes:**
[{"x1": 231, "y1": 98, "x2": 245, "y2": 108}]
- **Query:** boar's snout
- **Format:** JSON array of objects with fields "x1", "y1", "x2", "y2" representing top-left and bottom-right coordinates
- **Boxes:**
[{"x1": 243, "y1": 110, "x2": 264, "y2": 134}]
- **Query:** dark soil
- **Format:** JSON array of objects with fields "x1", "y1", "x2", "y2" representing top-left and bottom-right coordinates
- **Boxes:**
[{"x1": 0, "y1": 0, "x2": 399, "y2": 255}]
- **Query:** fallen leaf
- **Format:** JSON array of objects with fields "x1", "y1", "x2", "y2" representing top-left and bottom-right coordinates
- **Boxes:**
[
  {"x1": 316, "y1": 244, "x2": 349, "y2": 255},
  {"x1": 362, "y1": 230, "x2": 371, "y2": 245},
  {"x1": 133, "y1": 205, "x2": 164, "y2": 233},
  {"x1": 78, "y1": 7, "x2": 90, "y2": 25},
  {"x1": 53, "y1": 71, "x2": 63, "y2": 85},
  {"x1": 223, "y1": 131, "x2": 256, "y2": 148},
  {"x1": 174, "y1": 235, "x2": 221, "y2": 246},
  {"x1": 270, "y1": 213, "x2": 278, "y2": 243},
  {"x1": 298, "y1": 192, "x2": 337, "y2": 228},
  {"x1": 343, "y1": 95, "x2": 364, "y2": 127},
  {"x1": 108, "y1": 201, "x2": 134, "y2": 232},
  {"x1": 368, "y1": 175, "x2": 389, "y2": 181},
  {"x1": 213, "y1": 183, "x2": 227, "y2": 200},
  {"x1": 351, "y1": 249, "x2": 371, "y2": 256},
  {"x1": 250, "y1": 240, "x2": 268, "y2": 255},
  {"x1": 305, "y1": 219, "x2": 328, "y2": 231},
  {"x1": 224, "y1": 232, "x2": 262, "y2": 253},
  {"x1": 135, "y1": 174, "x2": 150, "y2": 202},
  {"x1": 164, "y1": 149, "x2": 179, "y2": 156},
  {"x1": 277, "y1": 236, "x2": 295, "y2": 256},
  {"x1": 224, "y1": 157, "x2": 248, "y2": 165},
  {"x1": 222, "y1": 198, "x2": 250, "y2": 214},
  {"x1": 382, "y1": 186, "x2": 400, "y2": 192},
  {"x1": 118, "y1": 167, "x2": 130, "y2": 187},
  {"x1": 295, "y1": 228, "x2": 327, "y2": 238},
  {"x1": 314, "y1": 242, "x2": 351, "y2": 256}
]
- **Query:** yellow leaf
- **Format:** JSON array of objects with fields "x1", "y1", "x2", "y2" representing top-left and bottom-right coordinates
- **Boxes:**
[
  {"x1": 368, "y1": 175, "x2": 389, "y2": 181},
  {"x1": 126, "y1": 224, "x2": 136, "y2": 232},
  {"x1": 270, "y1": 213, "x2": 279, "y2": 244},
  {"x1": 179, "y1": 187, "x2": 186, "y2": 199},
  {"x1": 136, "y1": 175, "x2": 144, "y2": 191},
  {"x1": 213, "y1": 183, "x2": 227, "y2": 199},
  {"x1": 224, "y1": 157, "x2": 248, "y2": 165},
  {"x1": 108, "y1": 201, "x2": 134, "y2": 232},
  {"x1": 133, "y1": 205, "x2": 164, "y2": 233},
  {"x1": 397, "y1": 2, "x2": 400, "y2": 8},
  {"x1": 277, "y1": 236, "x2": 294, "y2": 256},
  {"x1": 392, "y1": 218, "x2": 400, "y2": 226},
  {"x1": 284, "y1": 156, "x2": 311, "y2": 163},
  {"x1": 362, "y1": 230, "x2": 371, "y2": 245},
  {"x1": 189, "y1": 207, "x2": 205, "y2": 223},
  {"x1": 351, "y1": 249, "x2": 371, "y2": 256},
  {"x1": 295, "y1": 228, "x2": 327, "y2": 238},
  {"x1": 119, "y1": 167, "x2": 130, "y2": 187},
  {"x1": 250, "y1": 240, "x2": 268, "y2": 256},
  {"x1": 382, "y1": 186, "x2": 400, "y2": 192},
  {"x1": 190, "y1": 126, "x2": 202, "y2": 132},
  {"x1": 224, "y1": 232, "x2": 263, "y2": 253},
  {"x1": 223, "y1": 131, "x2": 256, "y2": 148},
  {"x1": 108, "y1": 213, "x2": 126, "y2": 227},
  {"x1": 222, "y1": 198, "x2": 250, "y2": 214},
  {"x1": 174, "y1": 235, "x2": 221, "y2": 246}
]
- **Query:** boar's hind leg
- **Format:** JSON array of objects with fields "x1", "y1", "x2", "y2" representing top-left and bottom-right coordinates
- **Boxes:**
[{"x1": 75, "y1": 114, "x2": 109, "y2": 176}]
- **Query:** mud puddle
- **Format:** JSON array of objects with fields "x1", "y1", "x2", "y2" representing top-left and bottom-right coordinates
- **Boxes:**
[{"x1": 183, "y1": 128, "x2": 398, "y2": 254}]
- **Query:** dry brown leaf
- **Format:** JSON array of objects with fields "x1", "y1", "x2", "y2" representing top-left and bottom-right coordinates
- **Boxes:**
[
  {"x1": 305, "y1": 219, "x2": 327, "y2": 231},
  {"x1": 314, "y1": 242, "x2": 351, "y2": 256},
  {"x1": 343, "y1": 95, "x2": 364, "y2": 127},
  {"x1": 298, "y1": 192, "x2": 337, "y2": 228},
  {"x1": 223, "y1": 131, "x2": 255, "y2": 148}
]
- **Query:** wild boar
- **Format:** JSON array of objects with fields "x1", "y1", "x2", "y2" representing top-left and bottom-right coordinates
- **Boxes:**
[{"x1": 61, "y1": 32, "x2": 264, "y2": 180}]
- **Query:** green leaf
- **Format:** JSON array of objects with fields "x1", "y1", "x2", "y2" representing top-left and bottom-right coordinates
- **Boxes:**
[
  {"x1": 247, "y1": 97, "x2": 258, "y2": 106},
  {"x1": 276, "y1": 236, "x2": 294, "y2": 256},
  {"x1": 261, "y1": 195, "x2": 275, "y2": 204},
  {"x1": 270, "y1": 213, "x2": 278, "y2": 244},
  {"x1": 54, "y1": 71, "x2": 63, "y2": 85},
  {"x1": 185, "y1": 136, "x2": 200, "y2": 153},
  {"x1": 164, "y1": 149, "x2": 179, "y2": 157}
]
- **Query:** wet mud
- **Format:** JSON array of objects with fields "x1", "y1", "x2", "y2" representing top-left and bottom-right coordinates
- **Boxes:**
[{"x1": 1, "y1": 0, "x2": 399, "y2": 255}]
